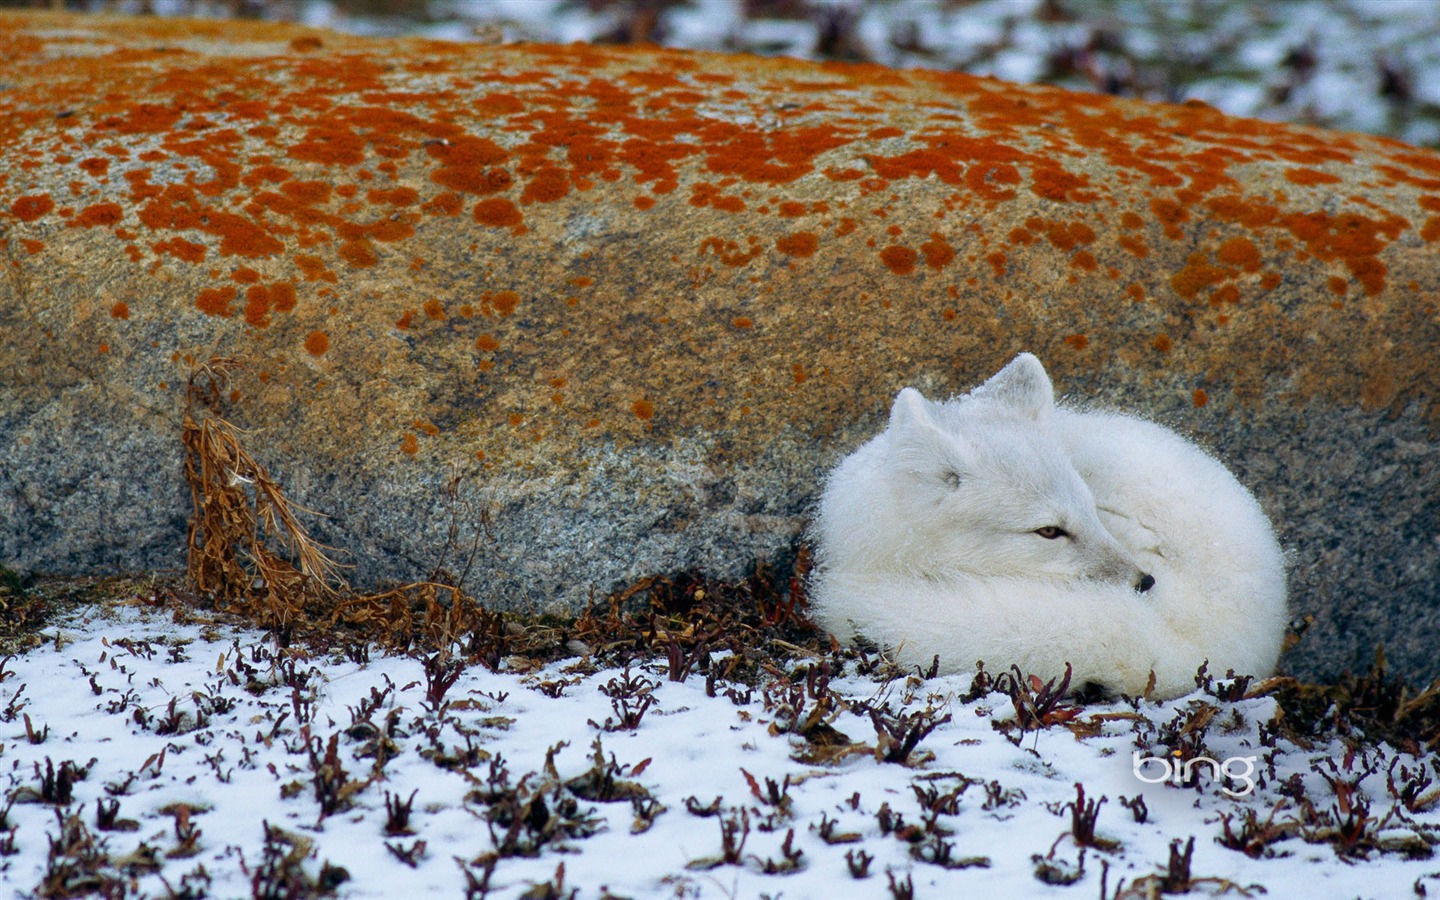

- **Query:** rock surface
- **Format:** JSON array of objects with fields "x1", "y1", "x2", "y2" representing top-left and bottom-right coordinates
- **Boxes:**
[{"x1": 1, "y1": 11, "x2": 1436, "y2": 683}]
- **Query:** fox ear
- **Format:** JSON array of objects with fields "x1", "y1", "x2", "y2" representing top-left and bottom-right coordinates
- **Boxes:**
[
  {"x1": 888, "y1": 387, "x2": 932, "y2": 432},
  {"x1": 972, "y1": 352, "x2": 1053, "y2": 419},
  {"x1": 888, "y1": 387, "x2": 968, "y2": 479}
]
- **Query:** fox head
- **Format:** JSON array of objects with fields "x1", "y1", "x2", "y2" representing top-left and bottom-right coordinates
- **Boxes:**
[{"x1": 876, "y1": 353, "x2": 1153, "y2": 592}]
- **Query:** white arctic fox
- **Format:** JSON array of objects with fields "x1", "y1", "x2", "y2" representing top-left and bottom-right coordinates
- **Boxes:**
[{"x1": 809, "y1": 353, "x2": 1287, "y2": 699}]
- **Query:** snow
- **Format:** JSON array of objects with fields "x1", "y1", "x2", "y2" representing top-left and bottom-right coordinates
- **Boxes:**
[{"x1": 3, "y1": 600, "x2": 1437, "y2": 898}]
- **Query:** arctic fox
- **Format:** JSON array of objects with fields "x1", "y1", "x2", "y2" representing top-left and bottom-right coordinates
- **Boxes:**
[{"x1": 809, "y1": 353, "x2": 1287, "y2": 699}]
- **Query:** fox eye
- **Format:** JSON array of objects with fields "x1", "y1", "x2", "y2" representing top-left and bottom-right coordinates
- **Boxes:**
[
  {"x1": 1034, "y1": 526, "x2": 1068, "y2": 540},
  {"x1": 941, "y1": 469, "x2": 961, "y2": 489}
]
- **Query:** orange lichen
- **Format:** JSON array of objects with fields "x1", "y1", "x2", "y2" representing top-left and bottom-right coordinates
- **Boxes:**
[
  {"x1": 1170, "y1": 252, "x2": 1230, "y2": 300},
  {"x1": 689, "y1": 182, "x2": 745, "y2": 212},
  {"x1": 270, "y1": 281, "x2": 297, "y2": 312},
  {"x1": 700, "y1": 236, "x2": 763, "y2": 267},
  {"x1": 733, "y1": 316, "x2": 753, "y2": 328},
  {"x1": 1043, "y1": 220, "x2": 1096, "y2": 251},
  {"x1": 400, "y1": 432, "x2": 418, "y2": 456},
  {"x1": 339, "y1": 239, "x2": 378, "y2": 268},
  {"x1": 965, "y1": 161, "x2": 1021, "y2": 201},
  {"x1": 1150, "y1": 198, "x2": 1189, "y2": 239},
  {"x1": 1029, "y1": 166, "x2": 1094, "y2": 203},
  {"x1": 521, "y1": 168, "x2": 570, "y2": 204},
  {"x1": 150, "y1": 234, "x2": 207, "y2": 263},
  {"x1": 21, "y1": 239, "x2": 44, "y2": 254},
  {"x1": 1152, "y1": 334, "x2": 1171, "y2": 352},
  {"x1": 367, "y1": 186, "x2": 419, "y2": 206},
  {"x1": 1343, "y1": 256, "x2": 1386, "y2": 296},
  {"x1": 1204, "y1": 195, "x2": 1279, "y2": 230},
  {"x1": 1193, "y1": 389, "x2": 1209, "y2": 408},
  {"x1": 1210, "y1": 284, "x2": 1240, "y2": 306},
  {"x1": 244, "y1": 285, "x2": 272, "y2": 326},
  {"x1": 73, "y1": 201, "x2": 123, "y2": 227},
  {"x1": 304, "y1": 330, "x2": 329, "y2": 356},
  {"x1": 423, "y1": 299, "x2": 446, "y2": 320},
  {"x1": 919, "y1": 233, "x2": 955, "y2": 269},
  {"x1": 218, "y1": 216, "x2": 284, "y2": 257},
  {"x1": 476, "y1": 333, "x2": 499, "y2": 351},
  {"x1": 423, "y1": 191, "x2": 463, "y2": 216},
  {"x1": 1327, "y1": 275, "x2": 1348, "y2": 296},
  {"x1": 195, "y1": 286, "x2": 237, "y2": 317},
  {"x1": 474, "y1": 197, "x2": 522, "y2": 228},
  {"x1": 110, "y1": 301, "x2": 129, "y2": 319},
  {"x1": 1215, "y1": 236, "x2": 1262, "y2": 272},
  {"x1": 292, "y1": 254, "x2": 331, "y2": 282},
  {"x1": 10, "y1": 194, "x2": 54, "y2": 221},
  {"x1": 775, "y1": 232, "x2": 818, "y2": 257},
  {"x1": 632, "y1": 399, "x2": 655, "y2": 420},
  {"x1": 1274, "y1": 209, "x2": 1400, "y2": 295},
  {"x1": 985, "y1": 251, "x2": 1007, "y2": 277},
  {"x1": 1117, "y1": 234, "x2": 1149, "y2": 258},
  {"x1": 490, "y1": 290, "x2": 519, "y2": 316},
  {"x1": 879, "y1": 245, "x2": 917, "y2": 275},
  {"x1": 1285, "y1": 168, "x2": 1342, "y2": 186}
]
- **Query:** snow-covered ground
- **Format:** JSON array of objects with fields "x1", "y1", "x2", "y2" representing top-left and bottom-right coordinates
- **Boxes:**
[
  {"x1": 46, "y1": 0, "x2": 1440, "y2": 147},
  {"x1": 3, "y1": 598, "x2": 1437, "y2": 898}
]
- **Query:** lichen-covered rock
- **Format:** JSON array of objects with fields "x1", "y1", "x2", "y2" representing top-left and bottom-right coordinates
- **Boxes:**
[{"x1": 1, "y1": 12, "x2": 1436, "y2": 683}]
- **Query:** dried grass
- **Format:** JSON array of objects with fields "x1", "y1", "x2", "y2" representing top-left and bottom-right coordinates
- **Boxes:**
[
  {"x1": 182, "y1": 359, "x2": 341, "y2": 630},
  {"x1": 180, "y1": 359, "x2": 507, "y2": 652}
]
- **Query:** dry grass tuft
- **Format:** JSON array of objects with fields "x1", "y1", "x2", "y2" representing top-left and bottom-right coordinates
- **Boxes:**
[{"x1": 182, "y1": 359, "x2": 342, "y2": 630}]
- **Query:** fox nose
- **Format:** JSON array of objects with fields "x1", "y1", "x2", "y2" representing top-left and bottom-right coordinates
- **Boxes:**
[{"x1": 1137, "y1": 573, "x2": 1156, "y2": 593}]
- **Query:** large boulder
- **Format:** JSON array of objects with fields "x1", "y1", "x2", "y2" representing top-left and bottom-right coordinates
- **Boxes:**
[{"x1": 1, "y1": 11, "x2": 1436, "y2": 683}]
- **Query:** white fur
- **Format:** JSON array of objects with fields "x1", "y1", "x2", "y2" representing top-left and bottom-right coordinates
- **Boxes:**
[{"x1": 809, "y1": 353, "x2": 1287, "y2": 699}]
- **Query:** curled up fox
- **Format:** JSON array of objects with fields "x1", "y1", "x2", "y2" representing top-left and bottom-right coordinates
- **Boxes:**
[{"x1": 809, "y1": 353, "x2": 1287, "y2": 699}]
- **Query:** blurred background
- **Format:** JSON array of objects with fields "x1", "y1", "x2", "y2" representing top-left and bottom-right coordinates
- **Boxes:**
[{"x1": 4, "y1": 0, "x2": 1439, "y2": 148}]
